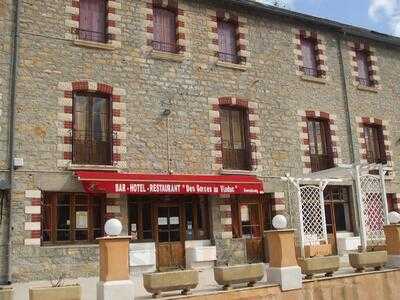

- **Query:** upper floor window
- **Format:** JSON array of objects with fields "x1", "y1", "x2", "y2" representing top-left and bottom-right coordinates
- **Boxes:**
[
  {"x1": 73, "y1": 92, "x2": 112, "y2": 165},
  {"x1": 42, "y1": 193, "x2": 105, "y2": 245},
  {"x1": 301, "y1": 38, "x2": 318, "y2": 77},
  {"x1": 220, "y1": 107, "x2": 251, "y2": 170},
  {"x1": 153, "y1": 7, "x2": 177, "y2": 53},
  {"x1": 307, "y1": 118, "x2": 334, "y2": 172},
  {"x1": 363, "y1": 124, "x2": 386, "y2": 164},
  {"x1": 217, "y1": 20, "x2": 239, "y2": 64},
  {"x1": 356, "y1": 50, "x2": 372, "y2": 87},
  {"x1": 79, "y1": 0, "x2": 107, "y2": 43}
]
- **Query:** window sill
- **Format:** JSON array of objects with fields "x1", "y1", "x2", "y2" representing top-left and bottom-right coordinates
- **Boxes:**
[
  {"x1": 73, "y1": 39, "x2": 118, "y2": 51},
  {"x1": 42, "y1": 243, "x2": 99, "y2": 249},
  {"x1": 301, "y1": 75, "x2": 327, "y2": 84},
  {"x1": 219, "y1": 169, "x2": 257, "y2": 176},
  {"x1": 68, "y1": 164, "x2": 119, "y2": 171},
  {"x1": 216, "y1": 60, "x2": 248, "y2": 71},
  {"x1": 150, "y1": 50, "x2": 185, "y2": 62},
  {"x1": 357, "y1": 85, "x2": 378, "y2": 93}
]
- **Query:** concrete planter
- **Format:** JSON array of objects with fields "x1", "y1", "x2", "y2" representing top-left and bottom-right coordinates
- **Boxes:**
[
  {"x1": 29, "y1": 285, "x2": 81, "y2": 300},
  {"x1": 0, "y1": 287, "x2": 13, "y2": 300},
  {"x1": 349, "y1": 251, "x2": 387, "y2": 272},
  {"x1": 214, "y1": 263, "x2": 264, "y2": 290},
  {"x1": 298, "y1": 256, "x2": 340, "y2": 279},
  {"x1": 143, "y1": 269, "x2": 199, "y2": 298}
]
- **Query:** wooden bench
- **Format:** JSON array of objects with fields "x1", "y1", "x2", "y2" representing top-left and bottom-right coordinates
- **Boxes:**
[{"x1": 143, "y1": 269, "x2": 199, "y2": 298}]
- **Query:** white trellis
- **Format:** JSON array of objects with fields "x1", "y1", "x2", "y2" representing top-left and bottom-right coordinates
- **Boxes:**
[
  {"x1": 284, "y1": 176, "x2": 341, "y2": 258},
  {"x1": 354, "y1": 164, "x2": 389, "y2": 250},
  {"x1": 298, "y1": 163, "x2": 390, "y2": 252}
]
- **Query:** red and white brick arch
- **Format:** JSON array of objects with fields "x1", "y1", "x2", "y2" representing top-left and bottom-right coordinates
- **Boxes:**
[
  {"x1": 207, "y1": 9, "x2": 250, "y2": 65},
  {"x1": 356, "y1": 117, "x2": 393, "y2": 173},
  {"x1": 24, "y1": 190, "x2": 42, "y2": 246},
  {"x1": 292, "y1": 29, "x2": 328, "y2": 79},
  {"x1": 208, "y1": 97, "x2": 261, "y2": 173},
  {"x1": 57, "y1": 81, "x2": 127, "y2": 169},
  {"x1": 347, "y1": 41, "x2": 381, "y2": 89},
  {"x1": 143, "y1": 0, "x2": 188, "y2": 54},
  {"x1": 297, "y1": 110, "x2": 341, "y2": 174},
  {"x1": 65, "y1": 0, "x2": 122, "y2": 48}
]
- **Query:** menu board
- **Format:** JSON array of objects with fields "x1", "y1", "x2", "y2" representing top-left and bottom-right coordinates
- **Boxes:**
[{"x1": 76, "y1": 211, "x2": 88, "y2": 229}]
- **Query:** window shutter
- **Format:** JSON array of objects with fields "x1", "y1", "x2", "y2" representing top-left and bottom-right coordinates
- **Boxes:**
[
  {"x1": 356, "y1": 51, "x2": 370, "y2": 84},
  {"x1": 153, "y1": 8, "x2": 177, "y2": 52},
  {"x1": 79, "y1": 0, "x2": 106, "y2": 42},
  {"x1": 301, "y1": 39, "x2": 317, "y2": 74},
  {"x1": 218, "y1": 21, "x2": 238, "y2": 63}
]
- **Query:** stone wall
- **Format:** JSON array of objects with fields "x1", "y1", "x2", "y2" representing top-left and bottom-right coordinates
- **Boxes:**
[
  {"x1": 180, "y1": 269, "x2": 400, "y2": 300},
  {"x1": 2, "y1": 0, "x2": 400, "y2": 282}
]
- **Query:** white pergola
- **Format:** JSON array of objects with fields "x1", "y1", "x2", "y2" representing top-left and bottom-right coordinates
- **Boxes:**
[{"x1": 283, "y1": 163, "x2": 390, "y2": 258}]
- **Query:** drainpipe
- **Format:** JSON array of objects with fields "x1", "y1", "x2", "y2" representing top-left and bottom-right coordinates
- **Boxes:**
[
  {"x1": 337, "y1": 32, "x2": 356, "y2": 164},
  {"x1": 6, "y1": 0, "x2": 21, "y2": 285}
]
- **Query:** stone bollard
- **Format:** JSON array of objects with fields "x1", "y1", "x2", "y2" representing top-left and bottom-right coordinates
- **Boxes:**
[
  {"x1": 384, "y1": 224, "x2": 400, "y2": 268},
  {"x1": 265, "y1": 229, "x2": 302, "y2": 291},
  {"x1": 97, "y1": 219, "x2": 134, "y2": 300}
]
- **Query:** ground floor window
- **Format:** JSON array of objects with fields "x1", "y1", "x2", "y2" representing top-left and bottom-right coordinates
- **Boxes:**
[
  {"x1": 42, "y1": 193, "x2": 105, "y2": 245},
  {"x1": 128, "y1": 196, "x2": 210, "y2": 243},
  {"x1": 231, "y1": 195, "x2": 271, "y2": 239}
]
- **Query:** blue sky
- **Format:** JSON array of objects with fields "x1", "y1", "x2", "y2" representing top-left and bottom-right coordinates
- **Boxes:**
[{"x1": 257, "y1": 0, "x2": 400, "y2": 36}]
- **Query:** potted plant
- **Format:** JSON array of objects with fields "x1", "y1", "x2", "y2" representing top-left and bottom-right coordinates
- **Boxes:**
[{"x1": 29, "y1": 273, "x2": 81, "y2": 300}]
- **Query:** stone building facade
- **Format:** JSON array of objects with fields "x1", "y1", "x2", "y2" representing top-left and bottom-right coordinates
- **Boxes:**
[{"x1": 0, "y1": 0, "x2": 399, "y2": 283}]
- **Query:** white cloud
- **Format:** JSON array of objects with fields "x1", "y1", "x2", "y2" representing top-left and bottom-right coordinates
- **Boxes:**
[{"x1": 369, "y1": 0, "x2": 400, "y2": 35}]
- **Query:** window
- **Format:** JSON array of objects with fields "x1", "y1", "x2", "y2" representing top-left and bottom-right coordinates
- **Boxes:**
[
  {"x1": 356, "y1": 50, "x2": 372, "y2": 87},
  {"x1": 307, "y1": 118, "x2": 334, "y2": 172},
  {"x1": 301, "y1": 38, "x2": 318, "y2": 77},
  {"x1": 128, "y1": 201, "x2": 153, "y2": 241},
  {"x1": 128, "y1": 197, "x2": 209, "y2": 242},
  {"x1": 79, "y1": 0, "x2": 107, "y2": 43},
  {"x1": 185, "y1": 197, "x2": 209, "y2": 240},
  {"x1": 220, "y1": 107, "x2": 251, "y2": 170},
  {"x1": 153, "y1": 7, "x2": 177, "y2": 53},
  {"x1": 363, "y1": 124, "x2": 386, "y2": 164},
  {"x1": 73, "y1": 92, "x2": 112, "y2": 165},
  {"x1": 217, "y1": 20, "x2": 238, "y2": 64},
  {"x1": 42, "y1": 193, "x2": 105, "y2": 245}
]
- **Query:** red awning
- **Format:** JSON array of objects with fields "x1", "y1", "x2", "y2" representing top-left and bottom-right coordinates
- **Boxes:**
[{"x1": 76, "y1": 171, "x2": 264, "y2": 195}]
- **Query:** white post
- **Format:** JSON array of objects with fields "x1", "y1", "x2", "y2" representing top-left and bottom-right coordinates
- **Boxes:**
[
  {"x1": 319, "y1": 181, "x2": 328, "y2": 244},
  {"x1": 296, "y1": 181, "x2": 305, "y2": 258},
  {"x1": 379, "y1": 164, "x2": 389, "y2": 225},
  {"x1": 354, "y1": 165, "x2": 367, "y2": 251}
]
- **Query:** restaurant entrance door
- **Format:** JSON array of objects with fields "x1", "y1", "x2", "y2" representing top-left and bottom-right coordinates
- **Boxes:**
[{"x1": 155, "y1": 202, "x2": 185, "y2": 270}]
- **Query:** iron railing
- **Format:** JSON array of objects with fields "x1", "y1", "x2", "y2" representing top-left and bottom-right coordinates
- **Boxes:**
[
  {"x1": 301, "y1": 66, "x2": 319, "y2": 77},
  {"x1": 218, "y1": 51, "x2": 240, "y2": 64},
  {"x1": 152, "y1": 40, "x2": 179, "y2": 53},
  {"x1": 72, "y1": 129, "x2": 114, "y2": 165},
  {"x1": 76, "y1": 28, "x2": 109, "y2": 43},
  {"x1": 221, "y1": 142, "x2": 257, "y2": 171},
  {"x1": 358, "y1": 77, "x2": 373, "y2": 87},
  {"x1": 310, "y1": 153, "x2": 335, "y2": 172}
]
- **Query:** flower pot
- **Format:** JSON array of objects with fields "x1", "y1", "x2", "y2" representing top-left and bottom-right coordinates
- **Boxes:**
[
  {"x1": 0, "y1": 287, "x2": 13, "y2": 300},
  {"x1": 29, "y1": 285, "x2": 81, "y2": 300},
  {"x1": 143, "y1": 269, "x2": 199, "y2": 298},
  {"x1": 349, "y1": 251, "x2": 388, "y2": 272},
  {"x1": 298, "y1": 256, "x2": 340, "y2": 279},
  {"x1": 214, "y1": 263, "x2": 264, "y2": 290}
]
